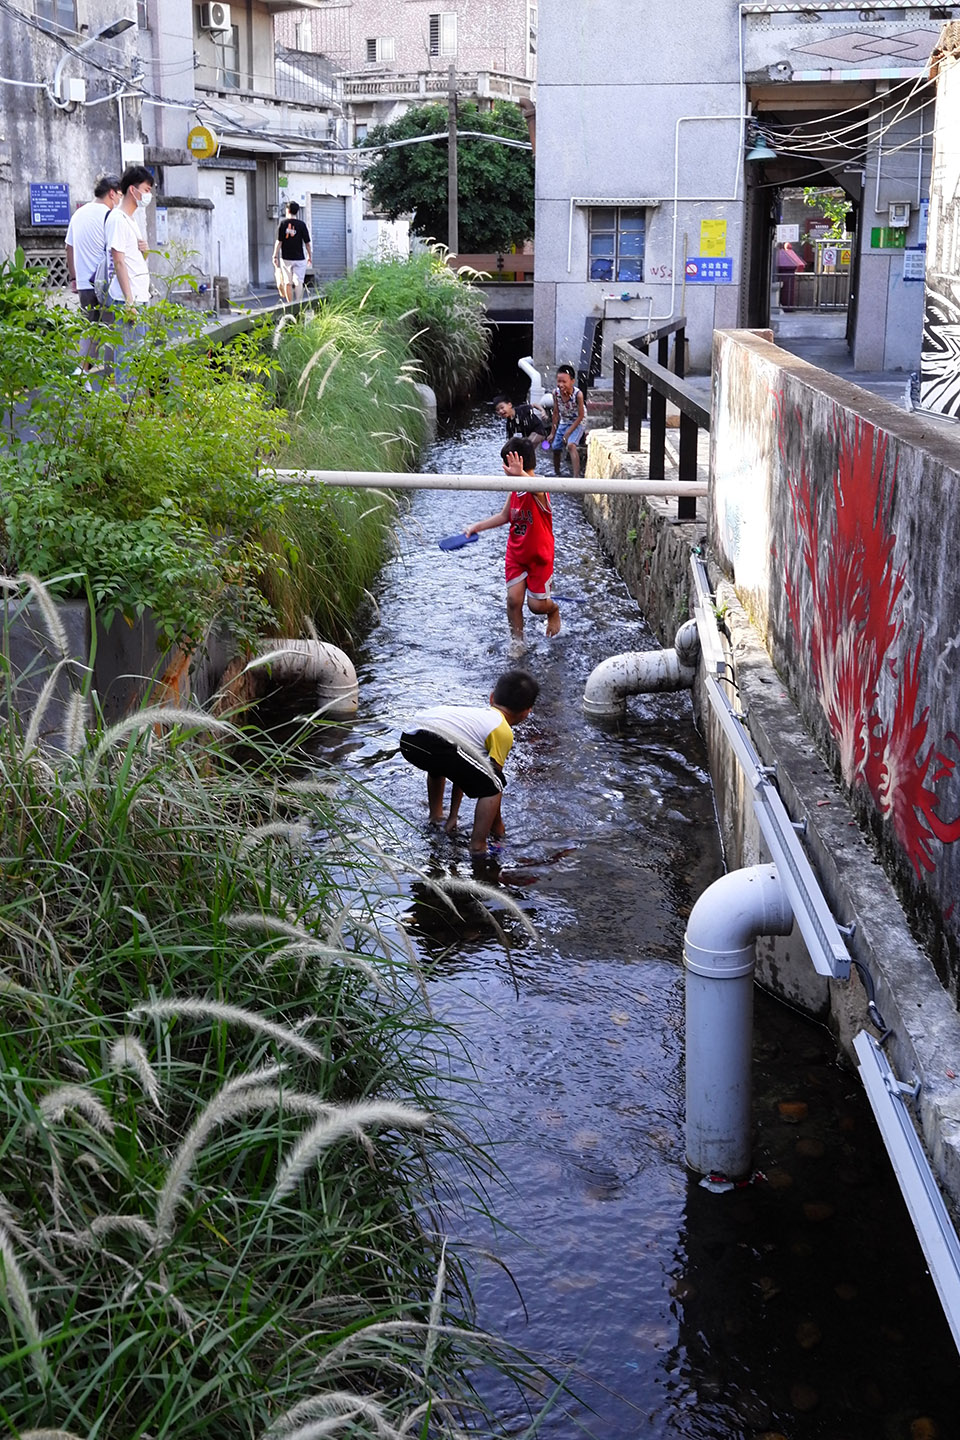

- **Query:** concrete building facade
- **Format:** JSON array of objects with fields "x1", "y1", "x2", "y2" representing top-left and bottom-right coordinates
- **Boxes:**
[
  {"x1": 0, "y1": 1, "x2": 371, "y2": 299},
  {"x1": 920, "y1": 21, "x2": 960, "y2": 416},
  {"x1": 534, "y1": 1, "x2": 951, "y2": 377}
]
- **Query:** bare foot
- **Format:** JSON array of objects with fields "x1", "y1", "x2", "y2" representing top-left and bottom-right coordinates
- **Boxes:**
[
  {"x1": 444, "y1": 816, "x2": 458, "y2": 835},
  {"x1": 428, "y1": 811, "x2": 444, "y2": 825},
  {"x1": 546, "y1": 609, "x2": 562, "y2": 637}
]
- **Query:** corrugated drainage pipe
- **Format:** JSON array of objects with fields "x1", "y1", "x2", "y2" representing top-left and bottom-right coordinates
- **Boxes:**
[
  {"x1": 684, "y1": 864, "x2": 794, "y2": 1178},
  {"x1": 250, "y1": 639, "x2": 358, "y2": 719},
  {"x1": 582, "y1": 619, "x2": 700, "y2": 717}
]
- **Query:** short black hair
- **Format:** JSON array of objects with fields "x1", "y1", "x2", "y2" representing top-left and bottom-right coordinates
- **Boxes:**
[
  {"x1": 501, "y1": 435, "x2": 538, "y2": 470},
  {"x1": 94, "y1": 175, "x2": 121, "y2": 198},
  {"x1": 286, "y1": 201, "x2": 300, "y2": 215},
  {"x1": 493, "y1": 669, "x2": 539, "y2": 713},
  {"x1": 119, "y1": 165, "x2": 153, "y2": 193},
  {"x1": 492, "y1": 394, "x2": 511, "y2": 407},
  {"x1": 557, "y1": 363, "x2": 576, "y2": 379}
]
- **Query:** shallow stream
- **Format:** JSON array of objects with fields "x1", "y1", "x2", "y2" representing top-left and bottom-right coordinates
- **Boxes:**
[{"x1": 290, "y1": 408, "x2": 960, "y2": 1437}]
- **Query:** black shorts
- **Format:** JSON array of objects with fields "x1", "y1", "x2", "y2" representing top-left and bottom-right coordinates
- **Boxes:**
[
  {"x1": 78, "y1": 288, "x2": 107, "y2": 323},
  {"x1": 400, "y1": 729, "x2": 504, "y2": 798}
]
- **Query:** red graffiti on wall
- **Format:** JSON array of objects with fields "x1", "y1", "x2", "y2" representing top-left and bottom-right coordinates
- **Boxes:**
[{"x1": 782, "y1": 407, "x2": 960, "y2": 878}]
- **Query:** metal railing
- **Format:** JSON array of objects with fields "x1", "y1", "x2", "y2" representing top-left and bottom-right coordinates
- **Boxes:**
[{"x1": 612, "y1": 317, "x2": 708, "y2": 523}]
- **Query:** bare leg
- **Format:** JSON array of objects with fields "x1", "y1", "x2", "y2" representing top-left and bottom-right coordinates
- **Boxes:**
[
  {"x1": 445, "y1": 785, "x2": 464, "y2": 834},
  {"x1": 427, "y1": 774, "x2": 446, "y2": 823},
  {"x1": 471, "y1": 793, "x2": 503, "y2": 854},
  {"x1": 506, "y1": 578, "x2": 526, "y2": 638},
  {"x1": 567, "y1": 438, "x2": 581, "y2": 478},
  {"x1": 528, "y1": 594, "x2": 561, "y2": 636},
  {"x1": 552, "y1": 444, "x2": 561, "y2": 476}
]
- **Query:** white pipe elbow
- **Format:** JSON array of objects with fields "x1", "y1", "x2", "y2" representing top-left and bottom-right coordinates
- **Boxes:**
[
  {"x1": 517, "y1": 355, "x2": 543, "y2": 397},
  {"x1": 251, "y1": 639, "x2": 358, "y2": 719},
  {"x1": 583, "y1": 619, "x2": 700, "y2": 717},
  {"x1": 684, "y1": 864, "x2": 794, "y2": 979}
]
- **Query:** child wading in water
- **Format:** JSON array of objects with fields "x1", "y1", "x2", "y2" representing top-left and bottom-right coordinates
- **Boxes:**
[
  {"x1": 399, "y1": 669, "x2": 539, "y2": 854},
  {"x1": 464, "y1": 436, "x2": 561, "y2": 641}
]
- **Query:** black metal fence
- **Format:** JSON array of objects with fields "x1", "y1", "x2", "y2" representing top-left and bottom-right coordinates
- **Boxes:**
[{"x1": 611, "y1": 317, "x2": 709, "y2": 522}]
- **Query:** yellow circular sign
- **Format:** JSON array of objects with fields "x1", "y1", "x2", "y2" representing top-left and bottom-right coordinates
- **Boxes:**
[{"x1": 187, "y1": 125, "x2": 218, "y2": 160}]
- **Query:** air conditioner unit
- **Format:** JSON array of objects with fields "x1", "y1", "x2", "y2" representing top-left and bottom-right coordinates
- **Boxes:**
[{"x1": 199, "y1": 2, "x2": 231, "y2": 33}]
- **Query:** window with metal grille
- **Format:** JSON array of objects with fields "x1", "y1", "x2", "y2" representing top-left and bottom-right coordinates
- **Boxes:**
[
  {"x1": 428, "y1": 13, "x2": 457, "y2": 56},
  {"x1": 35, "y1": 0, "x2": 76, "y2": 32},
  {"x1": 588, "y1": 207, "x2": 646, "y2": 282},
  {"x1": 365, "y1": 35, "x2": 395, "y2": 62},
  {"x1": 225, "y1": 175, "x2": 235, "y2": 195}
]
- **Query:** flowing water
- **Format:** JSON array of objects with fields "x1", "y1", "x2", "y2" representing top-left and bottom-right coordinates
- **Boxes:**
[{"x1": 283, "y1": 407, "x2": 960, "y2": 1437}]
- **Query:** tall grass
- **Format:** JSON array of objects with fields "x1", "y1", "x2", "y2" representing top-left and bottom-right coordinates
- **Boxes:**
[
  {"x1": 0, "y1": 578, "x2": 551, "y2": 1440},
  {"x1": 325, "y1": 251, "x2": 490, "y2": 406},
  {"x1": 263, "y1": 302, "x2": 428, "y2": 640}
]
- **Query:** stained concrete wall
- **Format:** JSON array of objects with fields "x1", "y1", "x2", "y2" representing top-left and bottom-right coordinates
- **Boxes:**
[
  {"x1": 711, "y1": 329, "x2": 960, "y2": 994},
  {"x1": 582, "y1": 414, "x2": 960, "y2": 1219}
]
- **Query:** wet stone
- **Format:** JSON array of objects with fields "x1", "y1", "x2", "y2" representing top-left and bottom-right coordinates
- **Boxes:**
[
  {"x1": 794, "y1": 1136, "x2": 825, "y2": 1158},
  {"x1": 802, "y1": 1200, "x2": 835, "y2": 1222},
  {"x1": 789, "y1": 1381, "x2": 820, "y2": 1412},
  {"x1": 778, "y1": 1100, "x2": 809, "y2": 1123},
  {"x1": 795, "y1": 1319, "x2": 822, "y2": 1349}
]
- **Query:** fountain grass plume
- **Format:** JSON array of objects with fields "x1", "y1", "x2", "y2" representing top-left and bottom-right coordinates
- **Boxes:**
[
  {"x1": 39, "y1": 1084, "x2": 115, "y2": 1134},
  {"x1": 89, "y1": 706, "x2": 237, "y2": 768},
  {"x1": 273, "y1": 1101, "x2": 434, "y2": 1202},
  {"x1": 108, "y1": 1036, "x2": 160, "y2": 1106},
  {"x1": 437, "y1": 878, "x2": 538, "y2": 941},
  {"x1": 0, "y1": 1222, "x2": 49, "y2": 1381},
  {"x1": 263, "y1": 1392, "x2": 401, "y2": 1440},
  {"x1": 129, "y1": 998, "x2": 328, "y2": 1065},
  {"x1": 225, "y1": 913, "x2": 386, "y2": 989},
  {"x1": 154, "y1": 1083, "x2": 335, "y2": 1246}
]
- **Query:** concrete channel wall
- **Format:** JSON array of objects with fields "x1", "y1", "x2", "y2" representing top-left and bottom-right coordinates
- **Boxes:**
[{"x1": 582, "y1": 343, "x2": 960, "y2": 1215}]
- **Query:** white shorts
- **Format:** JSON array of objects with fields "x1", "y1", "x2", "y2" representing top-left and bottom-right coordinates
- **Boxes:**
[{"x1": 280, "y1": 259, "x2": 308, "y2": 289}]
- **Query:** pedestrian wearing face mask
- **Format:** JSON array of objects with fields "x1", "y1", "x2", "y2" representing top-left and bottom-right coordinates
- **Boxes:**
[{"x1": 105, "y1": 165, "x2": 154, "y2": 386}]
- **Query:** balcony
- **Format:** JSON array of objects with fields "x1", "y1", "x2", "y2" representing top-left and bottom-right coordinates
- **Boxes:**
[{"x1": 341, "y1": 69, "x2": 535, "y2": 105}]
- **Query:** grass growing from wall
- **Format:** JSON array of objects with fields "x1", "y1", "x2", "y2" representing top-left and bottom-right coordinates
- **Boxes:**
[{"x1": 0, "y1": 578, "x2": 551, "y2": 1440}]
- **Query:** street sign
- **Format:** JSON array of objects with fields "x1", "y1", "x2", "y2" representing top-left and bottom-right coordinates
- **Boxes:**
[
  {"x1": 685, "y1": 257, "x2": 733, "y2": 284},
  {"x1": 29, "y1": 182, "x2": 70, "y2": 226}
]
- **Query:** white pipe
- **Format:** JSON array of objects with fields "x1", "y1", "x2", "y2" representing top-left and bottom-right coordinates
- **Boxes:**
[
  {"x1": 247, "y1": 640, "x2": 358, "y2": 719},
  {"x1": 268, "y1": 469, "x2": 708, "y2": 497},
  {"x1": 582, "y1": 619, "x2": 700, "y2": 717},
  {"x1": 684, "y1": 864, "x2": 794, "y2": 1178},
  {"x1": 517, "y1": 356, "x2": 550, "y2": 407}
]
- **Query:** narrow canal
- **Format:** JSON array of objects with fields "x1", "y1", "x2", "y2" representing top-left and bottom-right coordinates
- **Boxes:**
[{"x1": 300, "y1": 407, "x2": 960, "y2": 1437}]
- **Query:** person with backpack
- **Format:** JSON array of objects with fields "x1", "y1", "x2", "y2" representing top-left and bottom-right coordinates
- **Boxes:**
[
  {"x1": 546, "y1": 364, "x2": 586, "y2": 479},
  {"x1": 64, "y1": 174, "x2": 121, "y2": 367}
]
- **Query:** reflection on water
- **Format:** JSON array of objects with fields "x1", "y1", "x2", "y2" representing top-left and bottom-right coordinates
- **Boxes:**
[{"x1": 285, "y1": 408, "x2": 960, "y2": 1437}]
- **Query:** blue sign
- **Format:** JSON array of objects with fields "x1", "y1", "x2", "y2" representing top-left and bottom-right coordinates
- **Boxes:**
[
  {"x1": 685, "y1": 257, "x2": 733, "y2": 284},
  {"x1": 29, "y1": 182, "x2": 71, "y2": 226}
]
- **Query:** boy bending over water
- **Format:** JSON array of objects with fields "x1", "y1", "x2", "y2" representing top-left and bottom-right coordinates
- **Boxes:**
[
  {"x1": 400, "y1": 669, "x2": 539, "y2": 854},
  {"x1": 464, "y1": 437, "x2": 561, "y2": 640}
]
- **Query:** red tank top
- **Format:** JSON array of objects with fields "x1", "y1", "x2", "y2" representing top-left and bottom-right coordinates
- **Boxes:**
[{"x1": 506, "y1": 490, "x2": 554, "y2": 565}]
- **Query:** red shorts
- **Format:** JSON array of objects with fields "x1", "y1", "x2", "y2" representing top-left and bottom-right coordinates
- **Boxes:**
[{"x1": 505, "y1": 550, "x2": 553, "y2": 599}]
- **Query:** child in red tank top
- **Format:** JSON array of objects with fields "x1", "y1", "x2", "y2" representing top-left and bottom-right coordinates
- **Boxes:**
[{"x1": 462, "y1": 437, "x2": 561, "y2": 641}]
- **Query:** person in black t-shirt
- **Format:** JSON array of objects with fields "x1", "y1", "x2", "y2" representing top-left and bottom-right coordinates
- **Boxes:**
[
  {"x1": 271, "y1": 202, "x2": 313, "y2": 301},
  {"x1": 494, "y1": 395, "x2": 550, "y2": 441}
]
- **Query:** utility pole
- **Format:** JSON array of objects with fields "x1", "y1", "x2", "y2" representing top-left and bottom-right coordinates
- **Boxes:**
[{"x1": 447, "y1": 63, "x2": 458, "y2": 255}]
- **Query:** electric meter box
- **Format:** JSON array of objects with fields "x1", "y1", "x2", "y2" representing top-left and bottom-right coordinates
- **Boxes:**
[{"x1": 888, "y1": 202, "x2": 911, "y2": 228}]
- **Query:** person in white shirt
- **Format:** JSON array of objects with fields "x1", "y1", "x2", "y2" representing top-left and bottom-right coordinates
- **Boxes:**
[
  {"x1": 104, "y1": 165, "x2": 154, "y2": 386},
  {"x1": 64, "y1": 174, "x2": 121, "y2": 365}
]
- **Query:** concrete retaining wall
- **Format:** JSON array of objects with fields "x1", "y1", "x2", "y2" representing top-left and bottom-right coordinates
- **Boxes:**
[
  {"x1": 582, "y1": 406, "x2": 960, "y2": 1213},
  {"x1": 711, "y1": 330, "x2": 960, "y2": 996}
]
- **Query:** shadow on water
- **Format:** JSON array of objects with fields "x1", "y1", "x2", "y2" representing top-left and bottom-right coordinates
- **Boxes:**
[{"x1": 265, "y1": 406, "x2": 960, "y2": 1438}]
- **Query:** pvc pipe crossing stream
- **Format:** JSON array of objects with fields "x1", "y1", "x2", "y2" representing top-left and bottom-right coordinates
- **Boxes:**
[{"x1": 267, "y1": 468, "x2": 708, "y2": 498}]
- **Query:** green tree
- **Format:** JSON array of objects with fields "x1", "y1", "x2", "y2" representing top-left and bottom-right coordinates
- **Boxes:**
[
  {"x1": 361, "y1": 99, "x2": 534, "y2": 253},
  {"x1": 801, "y1": 186, "x2": 852, "y2": 240}
]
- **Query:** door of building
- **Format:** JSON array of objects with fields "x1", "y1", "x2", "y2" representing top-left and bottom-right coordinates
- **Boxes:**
[{"x1": 310, "y1": 194, "x2": 347, "y2": 281}]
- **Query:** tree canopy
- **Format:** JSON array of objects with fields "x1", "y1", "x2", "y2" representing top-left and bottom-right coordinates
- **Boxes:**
[{"x1": 360, "y1": 100, "x2": 534, "y2": 254}]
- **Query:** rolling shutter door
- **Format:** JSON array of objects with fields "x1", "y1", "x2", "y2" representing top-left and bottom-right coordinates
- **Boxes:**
[{"x1": 310, "y1": 194, "x2": 347, "y2": 281}]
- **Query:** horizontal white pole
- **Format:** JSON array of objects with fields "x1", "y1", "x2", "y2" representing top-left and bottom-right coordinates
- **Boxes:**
[{"x1": 267, "y1": 469, "x2": 708, "y2": 498}]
